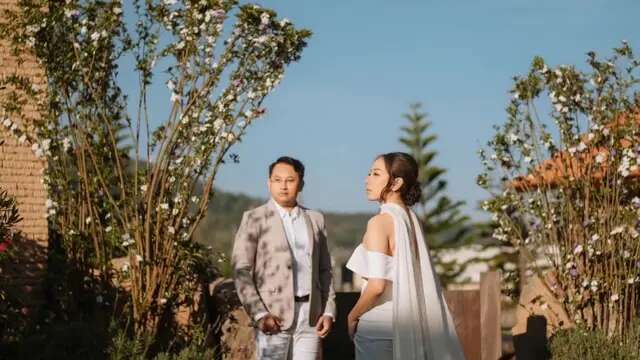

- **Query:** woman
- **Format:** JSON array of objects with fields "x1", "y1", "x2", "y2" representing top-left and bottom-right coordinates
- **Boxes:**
[{"x1": 346, "y1": 152, "x2": 465, "y2": 360}]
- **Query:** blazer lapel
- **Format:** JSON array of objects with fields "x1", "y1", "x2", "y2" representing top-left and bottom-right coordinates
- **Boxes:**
[
  {"x1": 301, "y1": 210, "x2": 317, "y2": 258},
  {"x1": 265, "y1": 201, "x2": 292, "y2": 254}
]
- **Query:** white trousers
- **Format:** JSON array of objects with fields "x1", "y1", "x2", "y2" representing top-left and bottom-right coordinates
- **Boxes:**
[{"x1": 255, "y1": 301, "x2": 321, "y2": 360}]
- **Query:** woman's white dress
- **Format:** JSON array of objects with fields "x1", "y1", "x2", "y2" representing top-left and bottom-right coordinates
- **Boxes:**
[{"x1": 346, "y1": 203, "x2": 465, "y2": 360}]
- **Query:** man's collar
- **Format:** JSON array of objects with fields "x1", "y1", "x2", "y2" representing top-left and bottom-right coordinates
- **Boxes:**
[{"x1": 270, "y1": 198, "x2": 300, "y2": 219}]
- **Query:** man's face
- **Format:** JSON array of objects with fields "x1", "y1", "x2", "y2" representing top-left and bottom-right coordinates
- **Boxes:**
[{"x1": 268, "y1": 163, "x2": 302, "y2": 207}]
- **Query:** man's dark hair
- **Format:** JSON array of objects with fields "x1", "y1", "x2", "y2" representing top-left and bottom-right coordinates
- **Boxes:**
[{"x1": 269, "y1": 156, "x2": 305, "y2": 184}]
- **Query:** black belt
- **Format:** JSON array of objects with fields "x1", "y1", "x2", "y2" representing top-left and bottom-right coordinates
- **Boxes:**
[{"x1": 294, "y1": 295, "x2": 309, "y2": 302}]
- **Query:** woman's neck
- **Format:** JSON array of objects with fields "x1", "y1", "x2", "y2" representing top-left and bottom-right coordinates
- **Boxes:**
[{"x1": 382, "y1": 197, "x2": 406, "y2": 210}]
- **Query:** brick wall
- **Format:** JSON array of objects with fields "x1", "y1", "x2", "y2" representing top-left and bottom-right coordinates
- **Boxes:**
[{"x1": 0, "y1": 0, "x2": 48, "y2": 309}]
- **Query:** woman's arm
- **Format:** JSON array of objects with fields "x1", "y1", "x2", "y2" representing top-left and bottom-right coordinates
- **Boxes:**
[{"x1": 348, "y1": 214, "x2": 393, "y2": 338}]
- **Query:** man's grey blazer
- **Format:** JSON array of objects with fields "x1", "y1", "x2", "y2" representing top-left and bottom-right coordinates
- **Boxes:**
[{"x1": 231, "y1": 201, "x2": 336, "y2": 330}]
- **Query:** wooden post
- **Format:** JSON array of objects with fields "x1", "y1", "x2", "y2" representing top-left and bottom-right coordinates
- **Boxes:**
[
  {"x1": 480, "y1": 271, "x2": 501, "y2": 360},
  {"x1": 445, "y1": 289, "x2": 481, "y2": 360}
]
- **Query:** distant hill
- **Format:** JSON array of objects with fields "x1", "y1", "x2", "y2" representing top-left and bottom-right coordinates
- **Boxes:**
[{"x1": 193, "y1": 191, "x2": 371, "y2": 262}]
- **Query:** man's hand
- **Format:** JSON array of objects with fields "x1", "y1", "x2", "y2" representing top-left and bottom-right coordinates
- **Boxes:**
[
  {"x1": 258, "y1": 314, "x2": 283, "y2": 335},
  {"x1": 315, "y1": 315, "x2": 333, "y2": 338}
]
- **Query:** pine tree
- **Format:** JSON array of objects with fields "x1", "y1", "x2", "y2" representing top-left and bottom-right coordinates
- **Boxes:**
[{"x1": 399, "y1": 103, "x2": 473, "y2": 285}]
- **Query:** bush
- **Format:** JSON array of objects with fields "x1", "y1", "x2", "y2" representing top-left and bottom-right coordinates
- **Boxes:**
[
  {"x1": 549, "y1": 324, "x2": 640, "y2": 359},
  {"x1": 0, "y1": 188, "x2": 22, "y2": 341},
  {"x1": 478, "y1": 42, "x2": 640, "y2": 337}
]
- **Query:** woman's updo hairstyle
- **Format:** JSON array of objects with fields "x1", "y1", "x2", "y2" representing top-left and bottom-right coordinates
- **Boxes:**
[{"x1": 378, "y1": 152, "x2": 422, "y2": 206}]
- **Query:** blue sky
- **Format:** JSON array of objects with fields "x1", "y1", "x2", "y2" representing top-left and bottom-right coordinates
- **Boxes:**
[{"x1": 123, "y1": 0, "x2": 640, "y2": 218}]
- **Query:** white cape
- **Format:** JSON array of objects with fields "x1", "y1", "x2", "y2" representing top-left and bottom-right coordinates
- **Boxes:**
[{"x1": 382, "y1": 203, "x2": 466, "y2": 360}]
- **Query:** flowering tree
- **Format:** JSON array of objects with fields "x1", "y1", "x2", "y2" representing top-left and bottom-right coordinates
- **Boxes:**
[
  {"x1": 0, "y1": 0, "x2": 310, "y2": 337},
  {"x1": 478, "y1": 43, "x2": 640, "y2": 339}
]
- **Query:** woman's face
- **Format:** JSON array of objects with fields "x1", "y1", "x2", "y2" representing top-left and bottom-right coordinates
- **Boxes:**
[{"x1": 365, "y1": 157, "x2": 390, "y2": 202}]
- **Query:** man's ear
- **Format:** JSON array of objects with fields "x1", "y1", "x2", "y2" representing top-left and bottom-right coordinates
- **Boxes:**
[{"x1": 391, "y1": 177, "x2": 404, "y2": 192}]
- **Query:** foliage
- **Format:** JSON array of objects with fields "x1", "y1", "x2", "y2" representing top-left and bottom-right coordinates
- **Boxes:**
[
  {"x1": 478, "y1": 42, "x2": 640, "y2": 338},
  {"x1": 0, "y1": 188, "x2": 21, "y2": 261},
  {"x1": 0, "y1": 0, "x2": 310, "y2": 340},
  {"x1": 549, "y1": 323, "x2": 640, "y2": 360},
  {"x1": 1, "y1": 316, "x2": 216, "y2": 359},
  {"x1": 0, "y1": 188, "x2": 22, "y2": 341}
]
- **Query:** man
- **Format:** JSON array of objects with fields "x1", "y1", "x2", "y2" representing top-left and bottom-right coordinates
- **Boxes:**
[{"x1": 232, "y1": 156, "x2": 336, "y2": 360}]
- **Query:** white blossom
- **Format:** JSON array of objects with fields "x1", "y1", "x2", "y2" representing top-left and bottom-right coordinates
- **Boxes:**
[
  {"x1": 41, "y1": 139, "x2": 51, "y2": 151},
  {"x1": 577, "y1": 142, "x2": 587, "y2": 152},
  {"x1": 121, "y1": 233, "x2": 134, "y2": 247},
  {"x1": 63, "y1": 137, "x2": 72, "y2": 151},
  {"x1": 610, "y1": 226, "x2": 625, "y2": 235},
  {"x1": 213, "y1": 118, "x2": 225, "y2": 130},
  {"x1": 64, "y1": 8, "x2": 79, "y2": 18},
  {"x1": 573, "y1": 245, "x2": 583, "y2": 255},
  {"x1": 260, "y1": 12, "x2": 270, "y2": 26}
]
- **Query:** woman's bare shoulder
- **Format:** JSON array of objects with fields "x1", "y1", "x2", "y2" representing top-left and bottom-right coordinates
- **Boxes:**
[{"x1": 362, "y1": 213, "x2": 393, "y2": 253}]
